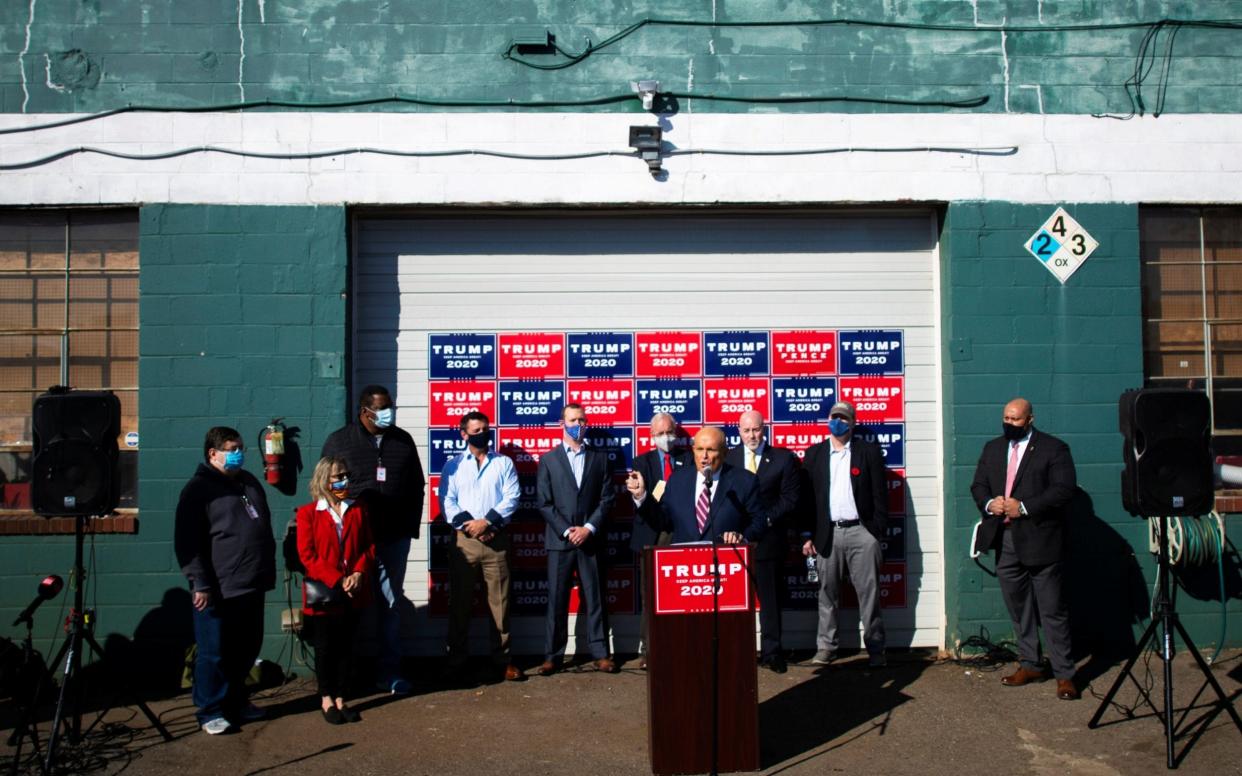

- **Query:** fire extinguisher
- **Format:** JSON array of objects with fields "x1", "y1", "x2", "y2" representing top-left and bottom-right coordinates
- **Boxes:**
[{"x1": 259, "y1": 418, "x2": 286, "y2": 485}]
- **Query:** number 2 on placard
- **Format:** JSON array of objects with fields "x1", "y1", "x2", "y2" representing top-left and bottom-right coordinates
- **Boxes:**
[{"x1": 1033, "y1": 233, "x2": 1054, "y2": 257}]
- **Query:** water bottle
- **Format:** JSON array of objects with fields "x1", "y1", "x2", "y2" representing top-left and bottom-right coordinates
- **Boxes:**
[{"x1": 806, "y1": 554, "x2": 819, "y2": 584}]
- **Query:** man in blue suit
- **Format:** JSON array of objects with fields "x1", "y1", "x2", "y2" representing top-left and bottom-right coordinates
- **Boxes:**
[
  {"x1": 627, "y1": 426, "x2": 765, "y2": 546},
  {"x1": 534, "y1": 402, "x2": 617, "y2": 675}
]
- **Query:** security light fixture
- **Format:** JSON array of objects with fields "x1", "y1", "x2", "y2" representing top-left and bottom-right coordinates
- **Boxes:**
[
  {"x1": 629, "y1": 125, "x2": 663, "y2": 176},
  {"x1": 630, "y1": 80, "x2": 661, "y2": 111}
]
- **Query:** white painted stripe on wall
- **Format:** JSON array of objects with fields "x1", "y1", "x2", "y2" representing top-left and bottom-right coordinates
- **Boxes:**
[{"x1": 1, "y1": 113, "x2": 1241, "y2": 205}]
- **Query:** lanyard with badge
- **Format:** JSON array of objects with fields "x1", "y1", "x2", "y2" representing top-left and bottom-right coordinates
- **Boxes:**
[{"x1": 241, "y1": 493, "x2": 260, "y2": 520}]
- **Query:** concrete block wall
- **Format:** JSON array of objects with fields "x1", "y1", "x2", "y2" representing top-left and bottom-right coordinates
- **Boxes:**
[
  {"x1": 941, "y1": 200, "x2": 1239, "y2": 657},
  {"x1": 1, "y1": 205, "x2": 348, "y2": 663},
  {"x1": 3, "y1": 1, "x2": 1241, "y2": 116}
]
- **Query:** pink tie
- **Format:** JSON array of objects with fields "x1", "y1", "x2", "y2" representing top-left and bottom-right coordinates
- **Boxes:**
[
  {"x1": 1004, "y1": 442, "x2": 1019, "y2": 498},
  {"x1": 696, "y1": 480, "x2": 711, "y2": 535}
]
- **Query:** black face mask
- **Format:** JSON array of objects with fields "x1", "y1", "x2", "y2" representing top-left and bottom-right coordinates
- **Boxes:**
[
  {"x1": 1002, "y1": 422, "x2": 1028, "y2": 442},
  {"x1": 466, "y1": 431, "x2": 490, "y2": 450}
]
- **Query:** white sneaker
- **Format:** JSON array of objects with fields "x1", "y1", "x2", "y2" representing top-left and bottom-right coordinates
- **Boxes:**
[
  {"x1": 201, "y1": 717, "x2": 234, "y2": 735},
  {"x1": 811, "y1": 650, "x2": 838, "y2": 665}
]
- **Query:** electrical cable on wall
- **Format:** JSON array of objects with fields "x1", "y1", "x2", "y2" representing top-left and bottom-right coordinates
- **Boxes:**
[
  {"x1": 501, "y1": 16, "x2": 1242, "y2": 118},
  {"x1": 0, "y1": 142, "x2": 1019, "y2": 171},
  {"x1": 0, "y1": 89, "x2": 990, "y2": 138}
]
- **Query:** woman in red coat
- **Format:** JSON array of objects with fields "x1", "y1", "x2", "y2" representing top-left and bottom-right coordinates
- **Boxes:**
[{"x1": 297, "y1": 456, "x2": 375, "y2": 725}]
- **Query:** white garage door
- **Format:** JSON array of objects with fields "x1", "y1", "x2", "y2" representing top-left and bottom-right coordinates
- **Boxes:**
[{"x1": 353, "y1": 210, "x2": 943, "y2": 655}]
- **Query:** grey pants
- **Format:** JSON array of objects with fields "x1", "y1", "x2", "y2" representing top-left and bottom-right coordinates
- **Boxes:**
[
  {"x1": 816, "y1": 524, "x2": 886, "y2": 656},
  {"x1": 997, "y1": 529, "x2": 1075, "y2": 679}
]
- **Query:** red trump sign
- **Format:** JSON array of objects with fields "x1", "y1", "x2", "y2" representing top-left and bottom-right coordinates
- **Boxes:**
[
  {"x1": 567, "y1": 379, "x2": 636, "y2": 425},
  {"x1": 498, "y1": 332, "x2": 566, "y2": 379},
  {"x1": 771, "y1": 330, "x2": 837, "y2": 376},
  {"x1": 635, "y1": 332, "x2": 702, "y2": 378},
  {"x1": 652, "y1": 545, "x2": 752, "y2": 614},
  {"x1": 428, "y1": 381, "x2": 497, "y2": 428}
]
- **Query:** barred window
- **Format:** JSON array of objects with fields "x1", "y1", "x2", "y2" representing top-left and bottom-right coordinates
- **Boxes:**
[
  {"x1": 1140, "y1": 206, "x2": 1242, "y2": 454},
  {"x1": 0, "y1": 210, "x2": 139, "y2": 511}
]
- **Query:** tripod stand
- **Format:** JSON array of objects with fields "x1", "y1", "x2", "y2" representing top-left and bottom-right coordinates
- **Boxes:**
[
  {"x1": 1088, "y1": 516, "x2": 1242, "y2": 769},
  {"x1": 38, "y1": 514, "x2": 172, "y2": 774}
]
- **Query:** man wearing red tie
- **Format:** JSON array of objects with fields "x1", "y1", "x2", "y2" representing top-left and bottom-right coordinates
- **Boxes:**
[{"x1": 970, "y1": 397, "x2": 1080, "y2": 700}]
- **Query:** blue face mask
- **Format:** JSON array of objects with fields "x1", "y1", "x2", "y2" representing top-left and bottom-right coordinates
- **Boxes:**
[
  {"x1": 371, "y1": 407, "x2": 394, "y2": 428},
  {"x1": 828, "y1": 418, "x2": 851, "y2": 438},
  {"x1": 221, "y1": 449, "x2": 244, "y2": 471},
  {"x1": 565, "y1": 423, "x2": 585, "y2": 441}
]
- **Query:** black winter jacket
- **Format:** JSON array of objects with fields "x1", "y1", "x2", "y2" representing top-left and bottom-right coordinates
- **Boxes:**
[
  {"x1": 321, "y1": 423, "x2": 426, "y2": 542},
  {"x1": 174, "y1": 463, "x2": 276, "y2": 599}
]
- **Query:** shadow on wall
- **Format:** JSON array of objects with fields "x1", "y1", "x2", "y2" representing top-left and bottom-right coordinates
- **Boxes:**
[
  {"x1": 101, "y1": 587, "x2": 196, "y2": 697},
  {"x1": 1064, "y1": 488, "x2": 1150, "y2": 683}
]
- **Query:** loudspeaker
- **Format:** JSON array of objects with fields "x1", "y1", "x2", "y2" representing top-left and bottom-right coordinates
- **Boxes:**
[
  {"x1": 1119, "y1": 388, "x2": 1213, "y2": 517},
  {"x1": 31, "y1": 389, "x2": 120, "y2": 517}
]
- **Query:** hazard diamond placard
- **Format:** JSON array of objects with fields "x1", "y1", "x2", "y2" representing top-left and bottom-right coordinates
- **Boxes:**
[{"x1": 1024, "y1": 207, "x2": 1099, "y2": 284}]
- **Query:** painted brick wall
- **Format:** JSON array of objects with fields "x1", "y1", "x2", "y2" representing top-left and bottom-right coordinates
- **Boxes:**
[
  {"x1": 139, "y1": 203, "x2": 348, "y2": 660},
  {"x1": 2, "y1": 1, "x2": 1241, "y2": 115},
  {"x1": 0, "y1": 205, "x2": 348, "y2": 673},
  {"x1": 941, "y1": 201, "x2": 1239, "y2": 658}
]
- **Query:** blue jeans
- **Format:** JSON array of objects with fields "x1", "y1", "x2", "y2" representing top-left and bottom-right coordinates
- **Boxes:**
[
  {"x1": 374, "y1": 537, "x2": 410, "y2": 683},
  {"x1": 191, "y1": 590, "x2": 265, "y2": 724}
]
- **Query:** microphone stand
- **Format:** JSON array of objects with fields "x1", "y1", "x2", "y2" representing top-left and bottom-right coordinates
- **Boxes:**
[{"x1": 703, "y1": 467, "x2": 721, "y2": 776}]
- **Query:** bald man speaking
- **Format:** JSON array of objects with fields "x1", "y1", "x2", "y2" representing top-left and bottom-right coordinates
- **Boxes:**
[{"x1": 627, "y1": 426, "x2": 765, "y2": 546}]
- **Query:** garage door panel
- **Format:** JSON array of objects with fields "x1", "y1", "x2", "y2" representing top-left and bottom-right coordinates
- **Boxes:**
[{"x1": 354, "y1": 210, "x2": 943, "y2": 653}]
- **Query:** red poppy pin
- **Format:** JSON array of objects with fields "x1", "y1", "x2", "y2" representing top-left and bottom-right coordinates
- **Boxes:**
[{"x1": 850, "y1": 467, "x2": 861, "y2": 476}]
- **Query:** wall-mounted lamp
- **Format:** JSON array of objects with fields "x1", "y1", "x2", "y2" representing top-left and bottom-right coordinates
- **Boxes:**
[
  {"x1": 629, "y1": 125, "x2": 663, "y2": 177},
  {"x1": 630, "y1": 80, "x2": 661, "y2": 111}
]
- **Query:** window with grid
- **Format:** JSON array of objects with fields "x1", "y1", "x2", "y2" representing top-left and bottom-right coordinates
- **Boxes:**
[
  {"x1": 0, "y1": 210, "x2": 139, "y2": 511},
  {"x1": 1140, "y1": 206, "x2": 1242, "y2": 456}
]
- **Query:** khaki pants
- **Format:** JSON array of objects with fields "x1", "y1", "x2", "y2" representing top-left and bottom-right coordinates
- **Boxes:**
[{"x1": 448, "y1": 530, "x2": 511, "y2": 665}]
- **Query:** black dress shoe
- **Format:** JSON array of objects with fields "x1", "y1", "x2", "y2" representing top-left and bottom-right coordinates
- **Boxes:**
[
  {"x1": 340, "y1": 706, "x2": 362, "y2": 723},
  {"x1": 760, "y1": 656, "x2": 788, "y2": 674},
  {"x1": 322, "y1": 707, "x2": 345, "y2": 726}
]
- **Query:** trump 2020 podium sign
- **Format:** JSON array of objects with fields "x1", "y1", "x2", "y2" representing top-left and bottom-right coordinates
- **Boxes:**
[{"x1": 652, "y1": 544, "x2": 752, "y2": 615}]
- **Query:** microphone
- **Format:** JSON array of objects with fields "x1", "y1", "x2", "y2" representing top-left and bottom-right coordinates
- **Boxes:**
[{"x1": 12, "y1": 574, "x2": 64, "y2": 627}]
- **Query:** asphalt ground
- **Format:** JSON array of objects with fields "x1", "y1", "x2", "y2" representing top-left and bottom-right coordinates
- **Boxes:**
[{"x1": 3, "y1": 648, "x2": 1241, "y2": 776}]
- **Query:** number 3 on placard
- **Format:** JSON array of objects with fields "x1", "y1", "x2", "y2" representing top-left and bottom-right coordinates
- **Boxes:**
[{"x1": 1071, "y1": 234, "x2": 1086, "y2": 255}]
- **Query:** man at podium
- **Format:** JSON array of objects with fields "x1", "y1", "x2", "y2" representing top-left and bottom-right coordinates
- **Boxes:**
[{"x1": 627, "y1": 426, "x2": 765, "y2": 546}]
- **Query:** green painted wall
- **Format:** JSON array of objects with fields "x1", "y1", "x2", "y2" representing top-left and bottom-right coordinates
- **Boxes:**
[
  {"x1": 2, "y1": 1, "x2": 1241, "y2": 115},
  {"x1": 941, "y1": 201, "x2": 1239, "y2": 660},
  {"x1": 139, "y1": 204, "x2": 349, "y2": 662},
  {"x1": 0, "y1": 205, "x2": 348, "y2": 683}
]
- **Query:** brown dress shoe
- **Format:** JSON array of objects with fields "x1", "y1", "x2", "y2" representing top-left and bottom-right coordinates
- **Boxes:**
[
  {"x1": 535, "y1": 660, "x2": 560, "y2": 677},
  {"x1": 594, "y1": 657, "x2": 618, "y2": 674},
  {"x1": 504, "y1": 664, "x2": 525, "y2": 681},
  {"x1": 1000, "y1": 666, "x2": 1050, "y2": 686},
  {"x1": 1056, "y1": 679, "x2": 1081, "y2": 700}
]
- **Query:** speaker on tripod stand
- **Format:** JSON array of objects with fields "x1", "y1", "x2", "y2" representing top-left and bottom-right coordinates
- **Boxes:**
[
  {"x1": 19, "y1": 387, "x2": 169, "y2": 773},
  {"x1": 1091, "y1": 388, "x2": 1241, "y2": 769},
  {"x1": 32, "y1": 388, "x2": 120, "y2": 517},
  {"x1": 1118, "y1": 388, "x2": 1214, "y2": 518}
]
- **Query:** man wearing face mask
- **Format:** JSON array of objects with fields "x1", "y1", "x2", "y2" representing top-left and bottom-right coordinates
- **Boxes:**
[
  {"x1": 726, "y1": 410, "x2": 801, "y2": 673},
  {"x1": 439, "y1": 411, "x2": 523, "y2": 682},
  {"x1": 535, "y1": 403, "x2": 618, "y2": 675},
  {"x1": 627, "y1": 412, "x2": 687, "y2": 668},
  {"x1": 801, "y1": 401, "x2": 889, "y2": 668},
  {"x1": 322, "y1": 385, "x2": 426, "y2": 695},
  {"x1": 970, "y1": 397, "x2": 1079, "y2": 700},
  {"x1": 175, "y1": 427, "x2": 276, "y2": 735}
]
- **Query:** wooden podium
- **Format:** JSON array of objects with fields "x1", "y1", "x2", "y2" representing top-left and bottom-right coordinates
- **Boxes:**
[{"x1": 645, "y1": 544, "x2": 759, "y2": 775}]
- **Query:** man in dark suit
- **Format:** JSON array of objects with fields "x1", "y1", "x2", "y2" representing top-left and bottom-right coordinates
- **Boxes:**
[
  {"x1": 970, "y1": 397, "x2": 1079, "y2": 700},
  {"x1": 628, "y1": 412, "x2": 688, "y2": 668},
  {"x1": 535, "y1": 403, "x2": 618, "y2": 675},
  {"x1": 801, "y1": 401, "x2": 889, "y2": 668},
  {"x1": 726, "y1": 410, "x2": 801, "y2": 673},
  {"x1": 628, "y1": 426, "x2": 765, "y2": 546}
]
